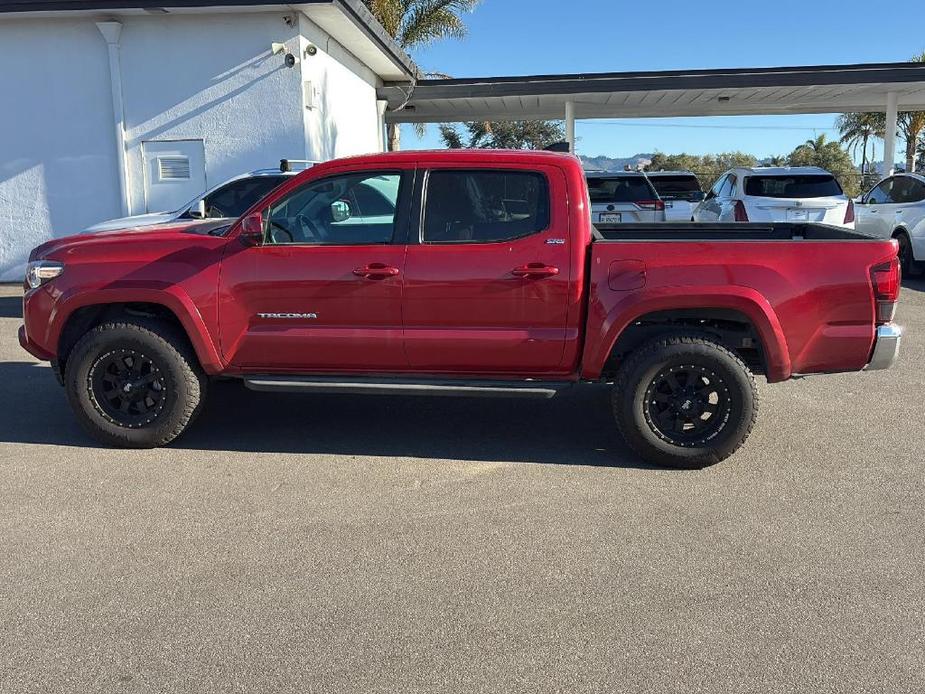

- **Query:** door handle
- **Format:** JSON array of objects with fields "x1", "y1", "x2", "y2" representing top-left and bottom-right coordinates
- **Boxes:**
[
  {"x1": 512, "y1": 263, "x2": 560, "y2": 278},
  {"x1": 353, "y1": 263, "x2": 400, "y2": 279}
]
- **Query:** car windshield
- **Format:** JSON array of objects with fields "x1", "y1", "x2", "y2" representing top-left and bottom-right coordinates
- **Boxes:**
[
  {"x1": 587, "y1": 176, "x2": 656, "y2": 203},
  {"x1": 744, "y1": 175, "x2": 842, "y2": 198},
  {"x1": 649, "y1": 175, "x2": 702, "y2": 200}
]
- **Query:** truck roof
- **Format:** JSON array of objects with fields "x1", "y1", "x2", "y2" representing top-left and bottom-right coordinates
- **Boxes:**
[{"x1": 306, "y1": 148, "x2": 580, "y2": 173}]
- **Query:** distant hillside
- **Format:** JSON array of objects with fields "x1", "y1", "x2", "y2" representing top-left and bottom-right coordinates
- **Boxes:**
[{"x1": 580, "y1": 153, "x2": 654, "y2": 172}]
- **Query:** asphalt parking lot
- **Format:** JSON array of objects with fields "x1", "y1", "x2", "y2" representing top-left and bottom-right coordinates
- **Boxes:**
[{"x1": 1, "y1": 282, "x2": 923, "y2": 694}]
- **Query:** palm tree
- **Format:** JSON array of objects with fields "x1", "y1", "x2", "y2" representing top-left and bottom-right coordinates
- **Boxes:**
[
  {"x1": 896, "y1": 52, "x2": 925, "y2": 173},
  {"x1": 836, "y1": 112, "x2": 885, "y2": 174},
  {"x1": 363, "y1": 0, "x2": 479, "y2": 150}
]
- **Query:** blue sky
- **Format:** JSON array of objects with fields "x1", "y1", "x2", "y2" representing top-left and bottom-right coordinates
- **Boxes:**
[{"x1": 401, "y1": 0, "x2": 925, "y2": 160}]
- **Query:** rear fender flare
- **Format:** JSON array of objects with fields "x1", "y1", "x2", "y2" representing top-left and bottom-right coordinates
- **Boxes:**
[{"x1": 584, "y1": 286, "x2": 791, "y2": 382}]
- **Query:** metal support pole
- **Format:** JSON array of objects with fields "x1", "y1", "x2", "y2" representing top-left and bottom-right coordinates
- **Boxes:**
[
  {"x1": 565, "y1": 101, "x2": 575, "y2": 153},
  {"x1": 97, "y1": 21, "x2": 131, "y2": 216},
  {"x1": 884, "y1": 92, "x2": 898, "y2": 176}
]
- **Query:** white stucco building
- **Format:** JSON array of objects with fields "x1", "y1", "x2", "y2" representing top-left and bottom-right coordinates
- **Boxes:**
[{"x1": 0, "y1": 0, "x2": 417, "y2": 280}]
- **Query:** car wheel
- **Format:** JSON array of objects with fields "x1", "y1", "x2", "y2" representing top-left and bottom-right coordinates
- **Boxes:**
[
  {"x1": 895, "y1": 232, "x2": 919, "y2": 277},
  {"x1": 65, "y1": 320, "x2": 207, "y2": 448},
  {"x1": 612, "y1": 334, "x2": 759, "y2": 469}
]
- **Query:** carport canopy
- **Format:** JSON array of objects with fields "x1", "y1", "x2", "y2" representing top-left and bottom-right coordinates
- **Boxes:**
[{"x1": 377, "y1": 61, "x2": 925, "y2": 173}]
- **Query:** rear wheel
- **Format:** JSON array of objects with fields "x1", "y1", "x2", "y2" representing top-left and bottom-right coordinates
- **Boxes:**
[
  {"x1": 65, "y1": 320, "x2": 207, "y2": 448},
  {"x1": 612, "y1": 334, "x2": 758, "y2": 469},
  {"x1": 896, "y1": 232, "x2": 919, "y2": 277}
]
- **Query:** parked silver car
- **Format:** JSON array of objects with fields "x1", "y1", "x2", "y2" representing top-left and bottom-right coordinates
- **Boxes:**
[
  {"x1": 586, "y1": 171, "x2": 665, "y2": 224},
  {"x1": 855, "y1": 173, "x2": 925, "y2": 275}
]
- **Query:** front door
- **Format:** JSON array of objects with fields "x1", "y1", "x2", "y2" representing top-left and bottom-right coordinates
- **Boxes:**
[
  {"x1": 856, "y1": 177, "x2": 898, "y2": 238},
  {"x1": 402, "y1": 165, "x2": 572, "y2": 374},
  {"x1": 219, "y1": 168, "x2": 413, "y2": 371}
]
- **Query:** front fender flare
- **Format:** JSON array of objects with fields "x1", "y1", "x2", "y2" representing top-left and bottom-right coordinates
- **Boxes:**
[{"x1": 47, "y1": 285, "x2": 225, "y2": 375}]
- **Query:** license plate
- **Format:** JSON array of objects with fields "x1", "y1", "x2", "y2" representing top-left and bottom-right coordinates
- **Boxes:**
[
  {"x1": 789, "y1": 209, "x2": 809, "y2": 221},
  {"x1": 600, "y1": 213, "x2": 622, "y2": 223}
]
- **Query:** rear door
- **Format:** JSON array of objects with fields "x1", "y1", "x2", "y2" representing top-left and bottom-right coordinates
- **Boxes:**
[
  {"x1": 402, "y1": 164, "x2": 572, "y2": 374},
  {"x1": 218, "y1": 166, "x2": 414, "y2": 371}
]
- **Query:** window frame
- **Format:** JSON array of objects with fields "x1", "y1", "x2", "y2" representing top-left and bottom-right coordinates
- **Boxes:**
[
  {"x1": 416, "y1": 168, "x2": 552, "y2": 245},
  {"x1": 260, "y1": 169, "x2": 413, "y2": 247}
]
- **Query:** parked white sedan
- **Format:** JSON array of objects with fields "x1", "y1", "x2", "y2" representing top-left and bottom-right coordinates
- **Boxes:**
[
  {"x1": 693, "y1": 166, "x2": 855, "y2": 229},
  {"x1": 855, "y1": 173, "x2": 925, "y2": 275}
]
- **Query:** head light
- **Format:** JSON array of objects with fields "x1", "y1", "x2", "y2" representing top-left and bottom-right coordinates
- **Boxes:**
[{"x1": 26, "y1": 260, "x2": 64, "y2": 290}]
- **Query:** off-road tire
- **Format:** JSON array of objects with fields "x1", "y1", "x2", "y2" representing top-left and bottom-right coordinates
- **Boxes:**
[
  {"x1": 65, "y1": 320, "x2": 207, "y2": 448},
  {"x1": 612, "y1": 334, "x2": 759, "y2": 469}
]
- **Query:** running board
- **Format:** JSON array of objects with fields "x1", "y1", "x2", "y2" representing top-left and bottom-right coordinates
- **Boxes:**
[{"x1": 243, "y1": 376, "x2": 570, "y2": 399}]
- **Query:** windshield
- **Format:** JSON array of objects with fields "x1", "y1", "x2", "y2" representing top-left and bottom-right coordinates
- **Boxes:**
[
  {"x1": 175, "y1": 174, "x2": 289, "y2": 217},
  {"x1": 587, "y1": 177, "x2": 657, "y2": 203},
  {"x1": 744, "y1": 175, "x2": 842, "y2": 199},
  {"x1": 649, "y1": 175, "x2": 702, "y2": 200}
]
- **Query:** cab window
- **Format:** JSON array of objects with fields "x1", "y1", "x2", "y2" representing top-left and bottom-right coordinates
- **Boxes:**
[
  {"x1": 422, "y1": 170, "x2": 550, "y2": 243},
  {"x1": 264, "y1": 172, "x2": 402, "y2": 245}
]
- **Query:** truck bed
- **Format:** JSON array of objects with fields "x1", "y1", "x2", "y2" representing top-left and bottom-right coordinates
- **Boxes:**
[
  {"x1": 584, "y1": 223, "x2": 899, "y2": 383},
  {"x1": 592, "y1": 222, "x2": 877, "y2": 241}
]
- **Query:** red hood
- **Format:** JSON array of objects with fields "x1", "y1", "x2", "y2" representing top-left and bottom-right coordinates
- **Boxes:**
[{"x1": 30, "y1": 218, "x2": 234, "y2": 261}]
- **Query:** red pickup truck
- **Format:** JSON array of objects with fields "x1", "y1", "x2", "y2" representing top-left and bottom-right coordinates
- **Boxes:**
[{"x1": 20, "y1": 150, "x2": 903, "y2": 468}]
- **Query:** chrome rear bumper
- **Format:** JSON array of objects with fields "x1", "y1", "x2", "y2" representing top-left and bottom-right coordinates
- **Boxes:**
[{"x1": 866, "y1": 324, "x2": 903, "y2": 371}]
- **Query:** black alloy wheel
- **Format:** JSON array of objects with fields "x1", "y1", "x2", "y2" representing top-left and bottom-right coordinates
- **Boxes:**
[
  {"x1": 643, "y1": 364, "x2": 731, "y2": 448},
  {"x1": 88, "y1": 348, "x2": 167, "y2": 428}
]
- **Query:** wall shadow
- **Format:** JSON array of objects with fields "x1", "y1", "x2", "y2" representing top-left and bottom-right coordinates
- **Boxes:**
[{"x1": 0, "y1": 361, "x2": 654, "y2": 469}]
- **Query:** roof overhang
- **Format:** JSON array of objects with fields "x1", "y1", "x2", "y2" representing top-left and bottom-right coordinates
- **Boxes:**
[
  {"x1": 378, "y1": 62, "x2": 925, "y2": 123},
  {"x1": 0, "y1": 0, "x2": 418, "y2": 82}
]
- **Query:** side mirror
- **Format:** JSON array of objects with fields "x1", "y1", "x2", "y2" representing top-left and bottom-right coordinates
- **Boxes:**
[
  {"x1": 239, "y1": 212, "x2": 264, "y2": 246},
  {"x1": 690, "y1": 191, "x2": 706, "y2": 202},
  {"x1": 331, "y1": 199, "x2": 351, "y2": 223},
  {"x1": 189, "y1": 199, "x2": 207, "y2": 219}
]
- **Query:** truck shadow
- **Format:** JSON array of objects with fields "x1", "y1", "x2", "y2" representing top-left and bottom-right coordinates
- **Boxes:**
[
  {"x1": 0, "y1": 362, "x2": 654, "y2": 470},
  {"x1": 0, "y1": 294, "x2": 22, "y2": 318}
]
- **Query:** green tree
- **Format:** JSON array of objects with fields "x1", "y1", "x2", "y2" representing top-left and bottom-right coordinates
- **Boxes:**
[
  {"x1": 362, "y1": 0, "x2": 480, "y2": 150},
  {"x1": 645, "y1": 152, "x2": 758, "y2": 191},
  {"x1": 439, "y1": 120, "x2": 565, "y2": 150},
  {"x1": 787, "y1": 134, "x2": 861, "y2": 197},
  {"x1": 836, "y1": 112, "x2": 885, "y2": 175},
  {"x1": 891, "y1": 51, "x2": 925, "y2": 173}
]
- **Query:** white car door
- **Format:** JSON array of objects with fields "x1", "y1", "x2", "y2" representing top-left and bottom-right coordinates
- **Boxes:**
[
  {"x1": 696, "y1": 174, "x2": 728, "y2": 222},
  {"x1": 856, "y1": 178, "x2": 897, "y2": 238}
]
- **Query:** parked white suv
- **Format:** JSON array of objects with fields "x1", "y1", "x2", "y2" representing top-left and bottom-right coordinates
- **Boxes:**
[
  {"x1": 645, "y1": 171, "x2": 705, "y2": 222},
  {"x1": 586, "y1": 171, "x2": 666, "y2": 224},
  {"x1": 693, "y1": 166, "x2": 855, "y2": 229},
  {"x1": 855, "y1": 173, "x2": 925, "y2": 275}
]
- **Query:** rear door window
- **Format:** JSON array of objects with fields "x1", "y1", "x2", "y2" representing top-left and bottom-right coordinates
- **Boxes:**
[
  {"x1": 649, "y1": 175, "x2": 702, "y2": 200},
  {"x1": 587, "y1": 176, "x2": 656, "y2": 203},
  {"x1": 744, "y1": 175, "x2": 843, "y2": 198},
  {"x1": 422, "y1": 170, "x2": 550, "y2": 243}
]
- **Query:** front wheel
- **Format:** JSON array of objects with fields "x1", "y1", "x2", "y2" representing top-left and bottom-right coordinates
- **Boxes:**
[
  {"x1": 65, "y1": 320, "x2": 207, "y2": 448},
  {"x1": 612, "y1": 335, "x2": 759, "y2": 469}
]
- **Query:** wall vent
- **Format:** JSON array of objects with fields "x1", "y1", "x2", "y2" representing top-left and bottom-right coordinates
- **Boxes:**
[{"x1": 158, "y1": 156, "x2": 191, "y2": 181}]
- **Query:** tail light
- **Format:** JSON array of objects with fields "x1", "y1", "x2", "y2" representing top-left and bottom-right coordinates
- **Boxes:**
[
  {"x1": 844, "y1": 200, "x2": 856, "y2": 225},
  {"x1": 733, "y1": 200, "x2": 749, "y2": 222},
  {"x1": 870, "y1": 257, "x2": 901, "y2": 323},
  {"x1": 637, "y1": 200, "x2": 665, "y2": 211}
]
